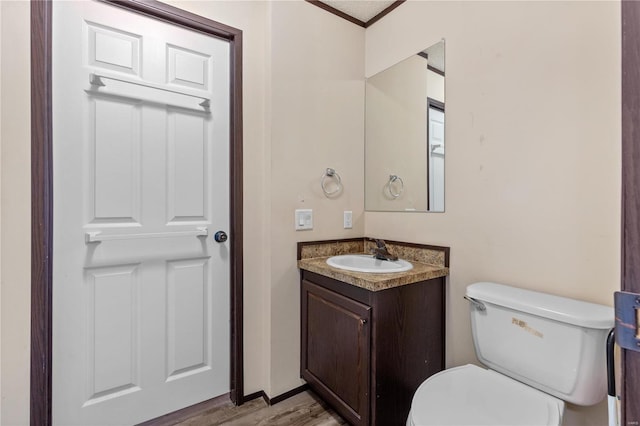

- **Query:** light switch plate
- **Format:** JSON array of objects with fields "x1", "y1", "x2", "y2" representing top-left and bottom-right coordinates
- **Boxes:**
[
  {"x1": 295, "y1": 209, "x2": 313, "y2": 230},
  {"x1": 344, "y1": 211, "x2": 353, "y2": 229}
]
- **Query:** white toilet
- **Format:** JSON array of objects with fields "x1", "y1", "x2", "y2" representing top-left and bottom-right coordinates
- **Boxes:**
[{"x1": 407, "y1": 282, "x2": 614, "y2": 426}]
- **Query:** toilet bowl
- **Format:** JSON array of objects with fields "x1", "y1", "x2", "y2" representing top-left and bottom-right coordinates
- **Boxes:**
[
  {"x1": 407, "y1": 282, "x2": 614, "y2": 426},
  {"x1": 407, "y1": 365, "x2": 564, "y2": 426}
]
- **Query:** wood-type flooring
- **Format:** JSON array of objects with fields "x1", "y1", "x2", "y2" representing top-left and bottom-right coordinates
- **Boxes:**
[{"x1": 163, "y1": 391, "x2": 347, "y2": 426}]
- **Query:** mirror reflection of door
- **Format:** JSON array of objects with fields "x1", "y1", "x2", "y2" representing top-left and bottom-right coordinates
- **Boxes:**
[{"x1": 428, "y1": 99, "x2": 445, "y2": 212}]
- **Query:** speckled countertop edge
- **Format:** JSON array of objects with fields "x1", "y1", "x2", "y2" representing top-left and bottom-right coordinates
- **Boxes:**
[{"x1": 298, "y1": 254, "x2": 449, "y2": 292}]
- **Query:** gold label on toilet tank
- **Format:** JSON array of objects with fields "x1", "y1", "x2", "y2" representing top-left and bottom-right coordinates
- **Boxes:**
[{"x1": 512, "y1": 317, "x2": 544, "y2": 338}]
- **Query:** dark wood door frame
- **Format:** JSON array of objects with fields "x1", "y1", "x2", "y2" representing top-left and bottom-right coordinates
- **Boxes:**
[
  {"x1": 30, "y1": 1, "x2": 244, "y2": 424},
  {"x1": 621, "y1": 1, "x2": 640, "y2": 425}
]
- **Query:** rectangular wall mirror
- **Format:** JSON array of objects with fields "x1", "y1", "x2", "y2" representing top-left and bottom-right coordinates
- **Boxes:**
[{"x1": 365, "y1": 40, "x2": 445, "y2": 212}]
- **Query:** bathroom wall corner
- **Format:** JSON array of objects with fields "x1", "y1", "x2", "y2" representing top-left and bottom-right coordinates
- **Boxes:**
[{"x1": 267, "y1": 0, "x2": 365, "y2": 397}]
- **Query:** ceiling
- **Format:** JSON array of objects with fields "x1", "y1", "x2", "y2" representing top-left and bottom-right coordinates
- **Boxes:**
[
  {"x1": 319, "y1": 0, "x2": 399, "y2": 23},
  {"x1": 309, "y1": 1, "x2": 444, "y2": 73}
]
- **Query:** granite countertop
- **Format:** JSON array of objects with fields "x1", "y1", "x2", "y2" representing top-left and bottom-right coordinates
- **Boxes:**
[{"x1": 298, "y1": 254, "x2": 449, "y2": 292}]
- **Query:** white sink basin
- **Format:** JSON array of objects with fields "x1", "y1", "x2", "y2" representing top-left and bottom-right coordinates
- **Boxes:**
[{"x1": 326, "y1": 254, "x2": 413, "y2": 274}]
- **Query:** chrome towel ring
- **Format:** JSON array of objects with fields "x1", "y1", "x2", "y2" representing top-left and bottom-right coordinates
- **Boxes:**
[
  {"x1": 387, "y1": 174, "x2": 404, "y2": 199},
  {"x1": 321, "y1": 168, "x2": 343, "y2": 197}
]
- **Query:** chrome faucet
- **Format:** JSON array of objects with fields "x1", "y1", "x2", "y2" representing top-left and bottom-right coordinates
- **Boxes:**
[{"x1": 371, "y1": 239, "x2": 398, "y2": 261}]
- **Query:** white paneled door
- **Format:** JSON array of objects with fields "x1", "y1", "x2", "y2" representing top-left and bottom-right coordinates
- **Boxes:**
[
  {"x1": 428, "y1": 107, "x2": 445, "y2": 212},
  {"x1": 52, "y1": 2, "x2": 230, "y2": 424}
]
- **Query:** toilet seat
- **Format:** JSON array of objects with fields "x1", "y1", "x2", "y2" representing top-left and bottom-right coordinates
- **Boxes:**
[{"x1": 407, "y1": 364, "x2": 564, "y2": 426}]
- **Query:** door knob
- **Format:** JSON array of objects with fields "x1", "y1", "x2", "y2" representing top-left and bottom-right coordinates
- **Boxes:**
[{"x1": 214, "y1": 231, "x2": 228, "y2": 243}]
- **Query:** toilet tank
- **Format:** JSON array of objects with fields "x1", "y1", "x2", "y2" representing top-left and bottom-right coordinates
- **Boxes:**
[{"x1": 466, "y1": 282, "x2": 614, "y2": 406}]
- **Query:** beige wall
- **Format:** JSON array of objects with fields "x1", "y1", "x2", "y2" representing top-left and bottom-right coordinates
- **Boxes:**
[
  {"x1": 0, "y1": 1, "x2": 2, "y2": 417},
  {"x1": 1, "y1": 1, "x2": 31, "y2": 424},
  {"x1": 0, "y1": 1, "x2": 3, "y2": 421},
  {"x1": 365, "y1": 1, "x2": 620, "y2": 424}
]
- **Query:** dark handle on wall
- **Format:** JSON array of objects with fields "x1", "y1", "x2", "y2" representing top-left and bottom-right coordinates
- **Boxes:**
[{"x1": 214, "y1": 231, "x2": 228, "y2": 243}]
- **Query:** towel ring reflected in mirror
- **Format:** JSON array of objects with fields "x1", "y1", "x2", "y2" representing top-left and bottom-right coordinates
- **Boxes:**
[{"x1": 386, "y1": 174, "x2": 404, "y2": 199}]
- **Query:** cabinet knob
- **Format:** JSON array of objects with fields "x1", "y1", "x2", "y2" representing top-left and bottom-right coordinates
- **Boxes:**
[{"x1": 360, "y1": 318, "x2": 367, "y2": 325}]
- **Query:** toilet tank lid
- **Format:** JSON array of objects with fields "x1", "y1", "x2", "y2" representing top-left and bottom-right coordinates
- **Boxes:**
[{"x1": 466, "y1": 282, "x2": 614, "y2": 329}]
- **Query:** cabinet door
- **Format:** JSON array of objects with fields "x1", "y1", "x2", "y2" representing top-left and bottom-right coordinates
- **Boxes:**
[{"x1": 301, "y1": 280, "x2": 371, "y2": 426}]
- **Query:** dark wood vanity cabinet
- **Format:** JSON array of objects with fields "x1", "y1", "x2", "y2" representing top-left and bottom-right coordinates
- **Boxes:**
[
  {"x1": 300, "y1": 270, "x2": 446, "y2": 426},
  {"x1": 302, "y1": 279, "x2": 371, "y2": 425}
]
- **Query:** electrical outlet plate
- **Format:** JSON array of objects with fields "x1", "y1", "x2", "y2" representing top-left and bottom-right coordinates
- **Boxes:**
[{"x1": 344, "y1": 211, "x2": 353, "y2": 229}]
